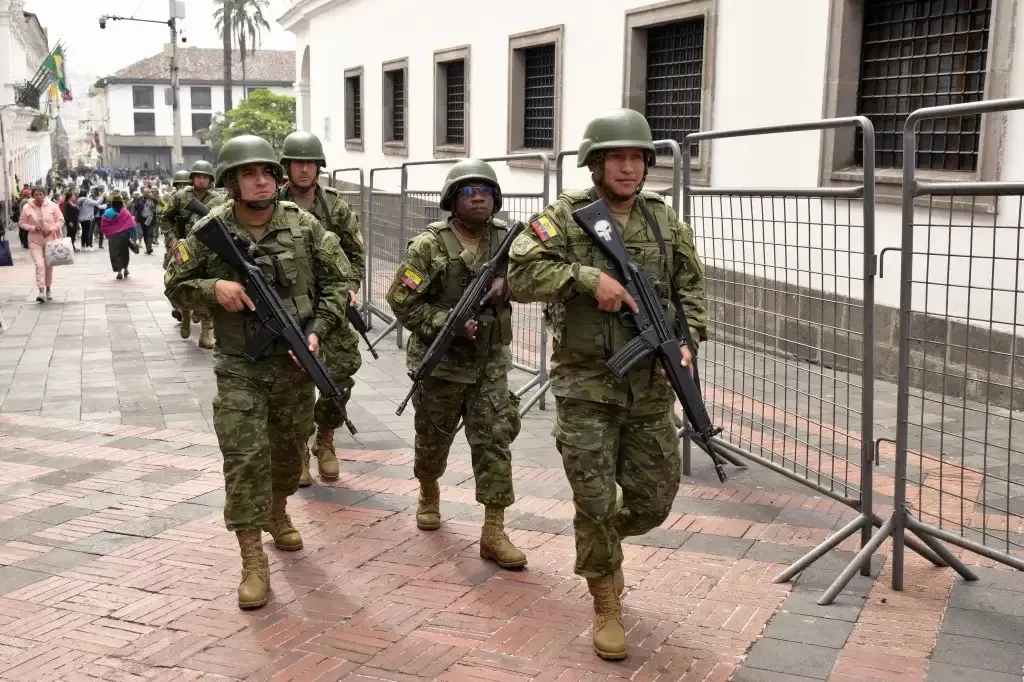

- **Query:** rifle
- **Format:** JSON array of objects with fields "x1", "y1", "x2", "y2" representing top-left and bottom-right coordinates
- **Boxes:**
[
  {"x1": 184, "y1": 198, "x2": 358, "y2": 436},
  {"x1": 347, "y1": 303, "x2": 379, "y2": 360},
  {"x1": 174, "y1": 213, "x2": 188, "y2": 239},
  {"x1": 571, "y1": 199, "x2": 729, "y2": 483},
  {"x1": 395, "y1": 221, "x2": 526, "y2": 416}
]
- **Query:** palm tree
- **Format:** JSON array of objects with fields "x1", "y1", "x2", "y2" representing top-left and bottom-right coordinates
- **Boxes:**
[
  {"x1": 213, "y1": 0, "x2": 271, "y2": 110},
  {"x1": 212, "y1": 0, "x2": 234, "y2": 112}
]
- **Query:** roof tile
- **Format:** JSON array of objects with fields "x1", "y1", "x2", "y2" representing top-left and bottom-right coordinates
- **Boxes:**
[{"x1": 109, "y1": 47, "x2": 294, "y2": 83}]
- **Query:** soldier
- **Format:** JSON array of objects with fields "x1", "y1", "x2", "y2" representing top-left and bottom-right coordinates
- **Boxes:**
[
  {"x1": 507, "y1": 109, "x2": 708, "y2": 660},
  {"x1": 158, "y1": 160, "x2": 224, "y2": 345},
  {"x1": 171, "y1": 169, "x2": 190, "y2": 191},
  {"x1": 385, "y1": 159, "x2": 526, "y2": 570},
  {"x1": 164, "y1": 135, "x2": 351, "y2": 610},
  {"x1": 277, "y1": 131, "x2": 364, "y2": 487}
]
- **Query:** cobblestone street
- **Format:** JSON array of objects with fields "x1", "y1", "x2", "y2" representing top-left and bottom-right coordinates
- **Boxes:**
[{"x1": 0, "y1": 241, "x2": 1022, "y2": 681}]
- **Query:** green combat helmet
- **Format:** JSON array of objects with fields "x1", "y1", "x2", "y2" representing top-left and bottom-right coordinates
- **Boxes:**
[
  {"x1": 577, "y1": 108, "x2": 657, "y2": 168},
  {"x1": 172, "y1": 169, "x2": 190, "y2": 187},
  {"x1": 189, "y1": 159, "x2": 216, "y2": 181},
  {"x1": 279, "y1": 131, "x2": 326, "y2": 167},
  {"x1": 439, "y1": 159, "x2": 502, "y2": 213},
  {"x1": 214, "y1": 135, "x2": 284, "y2": 188}
]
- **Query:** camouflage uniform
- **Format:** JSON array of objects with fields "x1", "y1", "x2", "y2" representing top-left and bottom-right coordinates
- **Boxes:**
[
  {"x1": 386, "y1": 159, "x2": 526, "y2": 570},
  {"x1": 506, "y1": 109, "x2": 708, "y2": 660}
]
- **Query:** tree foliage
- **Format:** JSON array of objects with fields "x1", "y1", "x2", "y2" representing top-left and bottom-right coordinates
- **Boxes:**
[{"x1": 203, "y1": 89, "x2": 296, "y2": 154}]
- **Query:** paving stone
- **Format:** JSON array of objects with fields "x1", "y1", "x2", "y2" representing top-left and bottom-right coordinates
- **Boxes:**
[
  {"x1": 939, "y1": 607, "x2": 1024, "y2": 645},
  {"x1": 622, "y1": 526, "x2": 690, "y2": 549},
  {"x1": 507, "y1": 512, "x2": 572, "y2": 535},
  {"x1": 66, "y1": 531, "x2": 144, "y2": 556},
  {"x1": 138, "y1": 468, "x2": 203, "y2": 485},
  {"x1": 66, "y1": 458, "x2": 122, "y2": 474},
  {"x1": 19, "y1": 505, "x2": 93, "y2": 525},
  {"x1": 336, "y1": 460, "x2": 380, "y2": 475},
  {"x1": 0, "y1": 518, "x2": 52, "y2": 542},
  {"x1": 731, "y1": 669, "x2": 822, "y2": 682},
  {"x1": 189, "y1": 489, "x2": 227, "y2": 508},
  {"x1": 680, "y1": 532, "x2": 754, "y2": 558},
  {"x1": 761, "y1": 611, "x2": 854, "y2": 649},
  {"x1": 14, "y1": 548, "x2": 97, "y2": 575},
  {"x1": 931, "y1": 632, "x2": 1024, "y2": 675},
  {"x1": 28, "y1": 469, "x2": 93, "y2": 487},
  {"x1": 744, "y1": 540, "x2": 813, "y2": 565},
  {"x1": 670, "y1": 497, "x2": 783, "y2": 523},
  {"x1": 925, "y1": 662, "x2": 1022, "y2": 682},
  {"x1": 0, "y1": 566, "x2": 49, "y2": 596},
  {"x1": 106, "y1": 480, "x2": 170, "y2": 497},
  {"x1": 779, "y1": 588, "x2": 867, "y2": 623},
  {"x1": 297, "y1": 485, "x2": 374, "y2": 506},
  {"x1": 149, "y1": 502, "x2": 218, "y2": 522},
  {"x1": 741, "y1": 638, "x2": 841, "y2": 679},
  {"x1": 112, "y1": 516, "x2": 184, "y2": 538},
  {"x1": 948, "y1": 584, "x2": 1024, "y2": 618},
  {"x1": 359, "y1": 492, "x2": 415, "y2": 512},
  {"x1": 67, "y1": 492, "x2": 135, "y2": 511}
]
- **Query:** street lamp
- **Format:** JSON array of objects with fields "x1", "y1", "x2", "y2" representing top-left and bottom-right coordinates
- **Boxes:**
[{"x1": 98, "y1": 0, "x2": 187, "y2": 168}]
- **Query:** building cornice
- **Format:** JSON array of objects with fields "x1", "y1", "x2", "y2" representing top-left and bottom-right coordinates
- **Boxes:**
[
  {"x1": 278, "y1": 0, "x2": 352, "y2": 32},
  {"x1": 100, "y1": 79, "x2": 293, "y2": 87}
]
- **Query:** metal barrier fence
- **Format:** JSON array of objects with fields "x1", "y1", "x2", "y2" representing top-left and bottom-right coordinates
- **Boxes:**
[
  {"x1": 362, "y1": 155, "x2": 552, "y2": 415},
  {"x1": 328, "y1": 167, "x2": 368, "y2": 319},
  {"x1": 874, "y1": 98, "x2": 1024, "y2": 593}
]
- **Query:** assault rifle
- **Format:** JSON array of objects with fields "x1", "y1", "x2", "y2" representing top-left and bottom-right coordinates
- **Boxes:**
[
  {"x1": 395, "y1": 221, "x2": 526, "y2": 416},
  {"x1": 184, "y1": 199, "x2": 358, "y2": 435},
  {"x1": 571, "y1": 199, "x2": 729, "y2": 482},
  {"x1": 347, "y1": 303, "x2": 379, "y2": 360},
  {"x1": 174, "y1": 214, "x2": 188, "y2": 239}
]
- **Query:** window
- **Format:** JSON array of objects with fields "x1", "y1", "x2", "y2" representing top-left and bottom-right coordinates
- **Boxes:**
[
  {"x1": 822, "y1": 0, "x2": 1012, "y2": 208},
  {"x1": 344, "y1": 67, "x2": 363, "y2": 151},
  {"x1": 382, "y1": 58, "x2": 408, "y2": 155},
  {"x1": 434, "y1": 46, "x2": 470, "y2": 157},
  {"x1": 624, "y1": 1, "x2": 717, "y2": 185},
  {"x1": 191, "y1": 86, "x2": 211, "y2": 110},
  {"x1": 133, "y1": 112, "x2": 155, "y2": 135},
  {"x1": 507, "y1": 25, "x2": 564, "y2": 165},
  {"x1": 191, "y1": 113, "x2": 212, "y2": 133},
  {"x1": 132, "y1": 86, "x2": 154, "y2": 109}
]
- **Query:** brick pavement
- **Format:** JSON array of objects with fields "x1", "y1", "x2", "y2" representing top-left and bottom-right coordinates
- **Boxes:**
[{"x1": 1, "y1": 237, "x2": 1023, "y2": 681}]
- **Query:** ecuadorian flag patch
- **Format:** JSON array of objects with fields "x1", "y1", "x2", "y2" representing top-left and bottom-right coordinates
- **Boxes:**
[
  {"x1": 172, "y1": 242, "x2": 191, "y2": 265},
  {"x1": 530, "y1": 215, "x2": 557, "y2": 241},
  {"x1": 400, "y1": 268, "x2": 423, "y2": 290}
]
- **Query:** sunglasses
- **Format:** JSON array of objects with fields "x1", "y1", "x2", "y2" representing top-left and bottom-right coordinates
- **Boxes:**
[{"x1": 455, "y1": 184, "x2": 496, "y2": 197}]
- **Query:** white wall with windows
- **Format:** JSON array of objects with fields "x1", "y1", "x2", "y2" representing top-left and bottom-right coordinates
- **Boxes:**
[
  {"x1": 105, "y1": 82, "x2": 292, "y2": 137},
  {"x1": 281, "y1": 0, "x2": 1024, "y2": 320}
]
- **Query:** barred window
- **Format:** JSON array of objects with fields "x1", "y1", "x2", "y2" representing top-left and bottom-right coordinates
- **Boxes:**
[
  {"x1": 345, "y1": 73, "x2": 362, "y2": 141},
  {"x1": 190, "y1": 86, "x2": 211, "y2": 110},
  {"x1": 132, "y1": 86, "x2": 154, "y2": 110},
  {"x1": 444, "y1": 60, "x2": 465, "y2": 146},
  {"x1": 644, "y1": 19, "x2": 705, "y2": 156},
  {"x1": 856, "y1": 0, "x2": 991, "y2": 171},
  {"x1": 191, "y1": 113, "x2": 212, "y2": 133},
  {"x1": 383, "y1": 61, "x2": 407, "y2": 151},
  {"x1": 133, "y1": 112, "x2": 155, "y2": 135},
  {"x1": 390, "y1": 70, "x2": 405, "y2": 142},
  {"x1": 522, "y1": 44, "x2": 555, "y2": 149}
]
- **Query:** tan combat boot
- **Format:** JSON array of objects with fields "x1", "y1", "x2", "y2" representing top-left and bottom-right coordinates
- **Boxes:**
[
  {"x1": 299, "y1": 452, "x2": 312, "y2": 487},
  {"x1": 311, "y1": 427, "x2": 340, "y2": 480},
  {"x1": 479, "y1": 505, "x2": 527, "y2": 569},
  {"x1": 179, "y1": 310, "x2": 191, "y2": 339},
  {"x1": 587, "y1": 575, "x2": 627, "y2": 660},
  {"x1": 416, "y1": 479, "x2": 441, "y2": 530},
  {"x1": 198, "y1": 320, "x2": 214, "y2": 349},
  {"x1": 236, "y1": 530, "x2": 269, "y2": 610},
  {"x1": 262, "y1": 495, "x2": 303, "y2": 551}
]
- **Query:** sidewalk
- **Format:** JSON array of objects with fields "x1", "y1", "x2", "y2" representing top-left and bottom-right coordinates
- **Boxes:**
[{"x1": 0, "y1": 240, "x2": 1021, "y2": 681}]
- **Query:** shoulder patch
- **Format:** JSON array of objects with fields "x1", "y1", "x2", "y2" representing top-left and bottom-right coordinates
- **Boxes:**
[
  {"x1": 400, "y1": 267, "x2": 424, "y2": 290},
  {"x1": 171, "y1": 242, "x2": 191, "y2": 265},
  {"x1": 530, "y1": 215, "x2": 558, "y2": 242},
  {"x1": 511, "y1": 234, "x2": 539, "y2": 257}
]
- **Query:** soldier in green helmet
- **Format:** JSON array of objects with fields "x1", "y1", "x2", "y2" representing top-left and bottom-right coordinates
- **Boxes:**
[
  {"x1": 277, "y1": 131, "x2": 365, "y2": 487},
  {"x1": 507, "y1": 109, "x2": 708, "y2": 661},
  {"x1": 171, "y1": 169, "x2": 191, "y2": 190},
  {"x1": 158, "y1": 159, "x2": 225, "y2": 344},
  {"x1": 385, "y1": 159, "x2": 527, "y2": 571},
  {"x1": 164, "y1": 134, "x2": 352, "y2": 611}
]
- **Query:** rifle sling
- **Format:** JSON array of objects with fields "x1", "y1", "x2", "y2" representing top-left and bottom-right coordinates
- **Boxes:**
[{"x1": 636, "y1": 196, "x2": 691, "y2": 349}]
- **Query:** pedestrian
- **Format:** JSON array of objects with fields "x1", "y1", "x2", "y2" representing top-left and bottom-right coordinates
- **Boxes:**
[
  {"x1": 133, "y1": 186, "x2": 158, "y2": 254},
  {"x1": 385, "y1": 159, "x2": 526, "y2": 570},
  {"x1": 99, "y1": 191, "x2": 137, "y2": 280},
  {"x1": 277, "y1": 131, "x2": 364, "y2": 486},
  {"x1": 18, "y1": 185, "x2": 64, "y2": 303},
  {"x1": 17, "y1": 188, "x2": 31, "y2": 249},
  {"x1": 157, "y1": 160, "x2": 224, "y2": 348},
  {"x1": 77, "y1": 188, "x2": 106, "y2": 250},
  {"x1": 507, "y1": 109, "x2": 709, "y2": 661},
  {"x1": 164, "y1": 135, "x2": 351, "y2": 611},
  {"x1": 62, "y1": 189, "x2": 80, "y2": 252}
]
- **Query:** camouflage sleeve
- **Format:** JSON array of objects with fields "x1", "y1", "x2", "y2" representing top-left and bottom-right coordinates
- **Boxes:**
[
  {"x1": 163, "y1": 229, "x2": 217, "y2": 311},
  {"x1": 309, "y1": 220, "x2": 351, "y2": 341},
  {"x1": 667, "y1": 205, "x2": 708, "y2": 347},
  {"x1": 507, "y1": 209, "x2": 602, "y2": 304},
  {"x1": 386, "y1": 234, "x2": 450, "y2": 340},
  {"x1": 157, "y1": 191, "x2": 179, "y2": 240},
  {"x1": 333, "y1": 197, "x2": 365, "y2": 292}
]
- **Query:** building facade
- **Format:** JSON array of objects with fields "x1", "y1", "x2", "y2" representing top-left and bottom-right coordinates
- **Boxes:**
[
  {"x1": 0, "y1": 0, "x2": 53, "y2": 198},
  {"x1": 94, "y1": 47, "x2": 295, "y2": 171}
]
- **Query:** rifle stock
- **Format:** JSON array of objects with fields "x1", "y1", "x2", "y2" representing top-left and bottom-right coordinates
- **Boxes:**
[
  {"x1": 395, "y1": 221, "x2": 525, "y2": 416},
  {"x1": 347, "y1": 303, "x2": 379, "y2": 360},
  {"x1": 571, "y1": 199, "x2": 728, "y2": 483},
  {"x1": 183, "y1": 199, "x2": 359, "y2": 436}
]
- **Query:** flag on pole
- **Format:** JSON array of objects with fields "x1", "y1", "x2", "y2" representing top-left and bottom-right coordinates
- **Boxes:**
[{"x1": 42, "y1": 46, "x2": 72, "y2": 101}]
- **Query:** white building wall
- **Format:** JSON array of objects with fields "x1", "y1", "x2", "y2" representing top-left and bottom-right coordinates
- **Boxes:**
[{"x1": 285, "y1": 0, "x2": 1024, "y2": 330}]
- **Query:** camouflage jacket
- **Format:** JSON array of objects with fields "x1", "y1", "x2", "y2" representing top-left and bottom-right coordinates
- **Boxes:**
[
  {"x1": 279, "y1": 184, "x2": 365, "y2": 293},
  {"x1": 164, "y1": 200, "x2": 351, "y2": 365},
  {"x1": 157, "y1": 186, "x2": 226, "y2": 241},
  {"x1": 507, "y1": 189, "x2": 707, "y2": 407},
  {"x1": 386, "y1": 217, "x2": 513, "y2": 384}
]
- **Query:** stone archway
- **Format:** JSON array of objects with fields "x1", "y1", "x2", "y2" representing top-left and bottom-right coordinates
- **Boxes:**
[{"x1": 299, "y1": 45, "x2": 311, "y2": 132}]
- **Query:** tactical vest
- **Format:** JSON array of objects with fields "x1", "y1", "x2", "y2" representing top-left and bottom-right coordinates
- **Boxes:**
[
  {"x1": 278, "y1": 185, "x2": 337, "y2": 233},
  {"x1": 211, "y1": 205, "x2": 316, "y2": 356},
  {"x1": 427, "y1": 219, "x2": 514, "y2": 349},
  {"x1": 554, "y1": 190, "x2": 678, "y2": 358}
]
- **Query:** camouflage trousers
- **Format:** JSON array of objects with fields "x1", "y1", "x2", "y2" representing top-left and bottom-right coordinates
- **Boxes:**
[
  {"x1": 553, "y1": 396, "x2": 681, "y2": 579},
  {"x1": 411, "y1": 374, "x2": 521, "y2": 507},
  {"x1": 163, "y1": 245, "x2": 209, "y2": 323},
  {"x1": 212, "y1": 355, "x2": 316, "y2": 531},
  {"x1": 313, "y1": 327, "x2": 362, "y2": 430}
]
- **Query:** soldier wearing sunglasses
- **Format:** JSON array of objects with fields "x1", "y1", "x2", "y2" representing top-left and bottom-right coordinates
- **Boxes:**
[{"x1": 386, "y1": 159, "x2": 526, "y2": 570}]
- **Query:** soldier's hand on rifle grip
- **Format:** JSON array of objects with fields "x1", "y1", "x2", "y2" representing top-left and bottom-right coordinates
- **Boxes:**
[
  {"x1": 480, "y1": 277, "x2": 508, "y2": 305},
  {"x1": 289, "y1": 333, "x2": 320, "y2": 369},
  {"x1": 458, "y1": 319, "x2": 478, "y2": 340},
  {"x1": 660, "y1": 345, "x2": 696, "y2": 382},
  {"x1": 348, "y1": 290, "x2": 358, "y2": 306},
  {"x1": 215, "y1": 280, "x2": 256, "y2": 313},
  {"x1": 595, "y1": 272, "x2": 638, "y2": 313}
]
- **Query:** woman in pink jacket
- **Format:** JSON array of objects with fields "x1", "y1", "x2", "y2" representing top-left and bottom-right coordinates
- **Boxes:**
[{"x1": 18, "y1": 186, "x2": 64, "y2": 303}]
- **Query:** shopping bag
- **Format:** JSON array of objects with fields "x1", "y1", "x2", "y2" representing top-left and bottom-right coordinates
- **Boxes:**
[{"x1": 44, "y1": 237, "x2": 75, "y2": 267}]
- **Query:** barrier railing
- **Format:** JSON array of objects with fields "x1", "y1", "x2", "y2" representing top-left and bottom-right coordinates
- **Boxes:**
[
  {"x1": 328, "y1": 167, "x2": 368, "y2": 321},
  {"x1": 364, "y1": 166, "x2": 403, "y2": 347},
  {"x1": 872, "y1": 97, "x2": 1024, "y2": 594}
]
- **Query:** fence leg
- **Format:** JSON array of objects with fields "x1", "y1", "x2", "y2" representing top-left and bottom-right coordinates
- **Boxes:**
[
  {"x1": 867, "y1": 509, "x2": 946, "y2": 568},
  {"x1": 819, "y1": 514, "x2": 894, "y2": 605},
  {"x1": 773, "y1": 515, "x2": 867, "y2": 584},
  {"x1": 369, "y1": 319, "x2": 399, "y2": 351},
  {"x1": 904, "y1": 514, "x2": 978, "y2": 581}
]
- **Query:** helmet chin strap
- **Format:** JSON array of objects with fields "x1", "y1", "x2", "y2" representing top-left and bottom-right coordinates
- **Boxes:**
[{"x1": 243, "y1": 196, "x2": 277, "y2": 210}]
